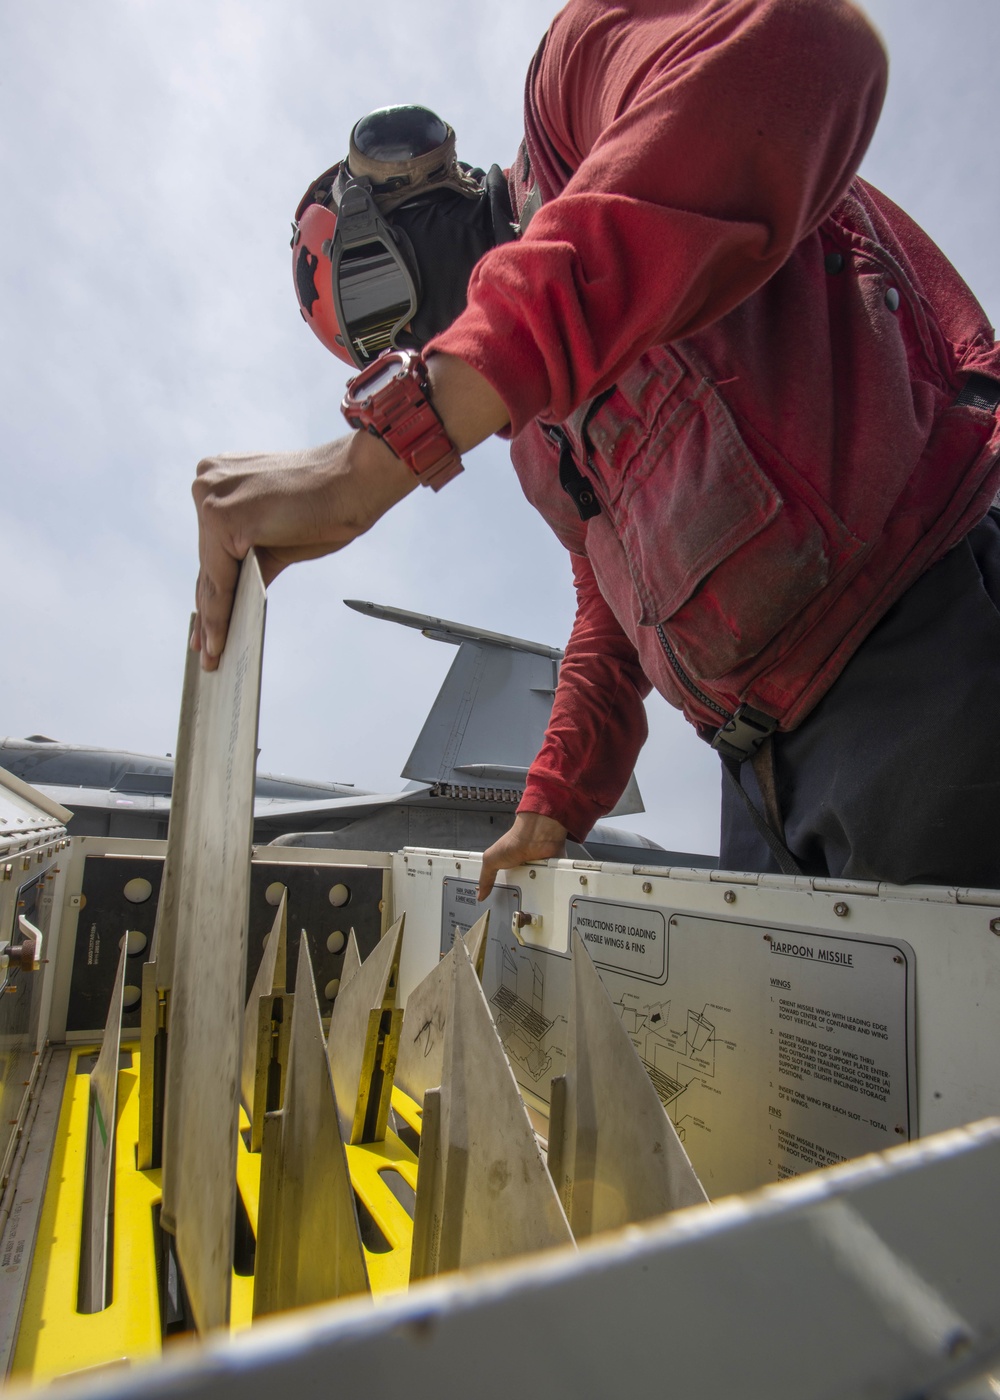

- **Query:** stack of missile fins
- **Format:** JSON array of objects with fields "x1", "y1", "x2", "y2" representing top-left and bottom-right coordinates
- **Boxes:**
[{"x1": 81, "y1": 552, "x2": 707, "y2": 1340}]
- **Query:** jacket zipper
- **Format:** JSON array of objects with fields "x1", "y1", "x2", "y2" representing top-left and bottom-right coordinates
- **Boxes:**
[{"x1": 655, "y1": 623, "x2": 732, "y2": 723}]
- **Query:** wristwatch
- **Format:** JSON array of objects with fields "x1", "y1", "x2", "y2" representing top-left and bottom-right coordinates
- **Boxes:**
[{"x1": 341, "y1": 349, "x2": 463, "y2": 491}]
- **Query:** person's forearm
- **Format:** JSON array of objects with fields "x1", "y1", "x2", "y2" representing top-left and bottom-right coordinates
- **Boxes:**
[
  {"x1": 425, "y1": 351, "x2": 510, "y2": 449},
  {"x1": 192, "y1": 353, "x2": 511, "y2": 668},
  {"x1": 519, "y1": 553, "x2": 650, "y2": 837}
]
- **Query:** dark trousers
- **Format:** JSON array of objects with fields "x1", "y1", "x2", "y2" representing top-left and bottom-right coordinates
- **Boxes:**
[{"x1": 720, "y1": 510, "x2": 1000, "y2": 888}]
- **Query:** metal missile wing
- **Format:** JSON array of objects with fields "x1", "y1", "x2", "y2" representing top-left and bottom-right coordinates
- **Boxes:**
[
  {"x1": 77, "y1": 935, "x2": 128, "y2": 1314},
  {"x1": 394, "y1": 910, "x2": 489, "y2": 1106},
  {"x1": 240, "y1": 889, "x2": 291, "y2": 1153},
  {"x1": 410, "y1": 940, "x2": 573, "y2": 1280},
  {"x1": 159, "y1": 551, "x2": 266, "y2": 1334},
  {"x1": 547, "y1": 929, "x2": 707, "y2": 1239},
  {"x1": 326, "y1": 916, "x2": 404, "y2": 1145},
  {"x1": 253, "y1": 935, "x2": 369, "y2": 1317}
]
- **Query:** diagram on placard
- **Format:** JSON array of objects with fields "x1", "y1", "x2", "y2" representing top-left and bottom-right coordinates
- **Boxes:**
[
  {"x1": 489, "y1": 943, "x2": 567, "y2": 1084},
  {"x1": 610, "y1": 989, "x2": 721, "y2": 1115},
  {"x1": 681, "y1": 1008, "x2": 716, "y2": 1075},
  {"x1": 481, "y1": 919, "x2": 735, "y2": 1144}
]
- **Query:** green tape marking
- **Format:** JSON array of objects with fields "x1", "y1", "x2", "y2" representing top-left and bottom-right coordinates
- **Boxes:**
[{"x1": 95, "y1": 1098, "x2": 108, "y2": 1149}]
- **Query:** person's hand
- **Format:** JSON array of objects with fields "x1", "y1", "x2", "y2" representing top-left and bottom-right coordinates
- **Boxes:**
[
  {"x1": 191, "y1": 431, "x2": 415, "y2": 669},
  {"x1": 190, "y1": 353, "x2": 510, "y2": 670},
  {"x1": 478, "y1": 811, "x2": 568, "y2": 900}
]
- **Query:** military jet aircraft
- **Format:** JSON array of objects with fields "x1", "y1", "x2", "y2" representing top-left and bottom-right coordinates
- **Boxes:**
[{"x1": 1, "y1": 600, "x2": 716, "y2": 868}]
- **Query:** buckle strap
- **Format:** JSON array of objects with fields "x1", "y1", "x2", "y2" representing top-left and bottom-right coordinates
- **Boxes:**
[
  {"x1": 721, "y1": 756, "x2": 804, "y2": 878},
  {"x1": 956, "y1": 374, "x2": 1000, "y2": 414},
  {"x1": 711, "y1": 703, "x2": 777, "y2": 763}
]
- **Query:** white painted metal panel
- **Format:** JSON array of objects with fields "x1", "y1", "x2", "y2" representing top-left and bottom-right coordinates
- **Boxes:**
[{"x1": 392, "y1": 852, "x2": 1000, "y2": 1195}]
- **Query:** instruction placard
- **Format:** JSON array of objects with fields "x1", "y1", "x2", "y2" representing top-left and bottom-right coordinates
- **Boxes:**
[
  {"x1": 569, "y1": 897, "x2": 667, "y2": 982},
  {"x1": 763, "y1": 929, "x2": 911, "y2": 1177},
  {"x1": 440, "y1": 879, "x2": 520, "y2": 958}
]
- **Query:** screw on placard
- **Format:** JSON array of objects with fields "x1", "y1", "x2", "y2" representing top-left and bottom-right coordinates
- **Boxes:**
[
  {"x1": 990, "y1": 918, "x2": 1000, "y2": 936},
  {"x1": 763, "y1": 934, "x2": 773, "y2": 942},
  {"x1": 893, "y1": 955, "x2": 903, "y2": 965},
  {"x1": 579, "y1": 875, "x2": 588, "y2": 886},
  {"x1": 894, "y1": 1125, "x2": 906, "y2": 1136},
  {"x1": 642, "y1": 882, "x2": 653, "y2": 894},
  {"x1": 723, "y1": 890, "x2": 736, "y2": 904},
  {"x1": 833, "y1": 902, "x2": 849, "y2": 918}
]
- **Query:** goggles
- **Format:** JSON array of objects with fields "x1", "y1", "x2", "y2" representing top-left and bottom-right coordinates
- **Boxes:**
[
  {"x1": 292, "y1": 170, "x2": 419, "y2": 368},
  {"x1": 292, "y1": 106, "x2": 483, "y2": 368},
  {"x1": 334, "y1": 175, "x2": 420, "y2": 367}
]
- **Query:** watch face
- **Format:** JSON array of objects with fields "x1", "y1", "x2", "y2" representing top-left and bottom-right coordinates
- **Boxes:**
[{"x1": 359, "y1": 356, "x2": 404, "y2": 398}]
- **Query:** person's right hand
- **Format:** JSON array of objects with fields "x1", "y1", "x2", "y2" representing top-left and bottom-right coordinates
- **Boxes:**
[
  {"x1": 478, "y1": 811, "x2": 569, "y2": 900},
  {"x1": 190, "y1": 351, "x2": 511, "y2": 671},
  {"x1": 191, "y1": 431, "x2": 415, "y2": 669}
]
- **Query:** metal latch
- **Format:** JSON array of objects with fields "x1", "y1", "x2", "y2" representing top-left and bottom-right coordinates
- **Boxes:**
[{"x1": 512, "y1": 910, "x2": 542, "y2": 945}]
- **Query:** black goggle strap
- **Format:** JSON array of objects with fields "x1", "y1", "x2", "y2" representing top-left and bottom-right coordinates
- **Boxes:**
[{"x1": 329, "y1": 181, "x2": 419, "y2": 368}]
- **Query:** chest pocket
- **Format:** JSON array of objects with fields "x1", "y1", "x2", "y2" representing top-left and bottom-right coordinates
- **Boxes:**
[{"x1": 583, "y1": 349, "x2": 862, "y2": 680}]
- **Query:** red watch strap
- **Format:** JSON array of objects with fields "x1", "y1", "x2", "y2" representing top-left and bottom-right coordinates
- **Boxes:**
[{"x1": 378, "y1": 393, "x2": 463, "y2": 491}]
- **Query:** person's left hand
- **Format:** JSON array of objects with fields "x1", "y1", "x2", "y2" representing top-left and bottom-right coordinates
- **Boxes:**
[{"x1": 478, "y1": 811, "x2": 569, "y2": 900}]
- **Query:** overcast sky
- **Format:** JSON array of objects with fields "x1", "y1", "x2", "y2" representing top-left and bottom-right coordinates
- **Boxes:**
[{"x1": 2, "y1": 0, "x2": 998, "y2": 857}]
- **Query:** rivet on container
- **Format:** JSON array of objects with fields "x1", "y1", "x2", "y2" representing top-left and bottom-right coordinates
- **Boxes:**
[{"x1": 723, "y1": 890, "x2": 736, "y2": 905}]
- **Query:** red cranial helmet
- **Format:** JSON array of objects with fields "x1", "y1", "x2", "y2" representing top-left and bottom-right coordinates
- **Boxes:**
[
  {"x1": 291, "y1": 196, "x2": 349, "y2": 361},
  {"x1": 291, "y1": 106, "x2": 483, "y2": 368}
]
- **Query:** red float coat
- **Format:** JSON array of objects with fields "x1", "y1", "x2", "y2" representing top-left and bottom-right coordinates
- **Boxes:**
[{"x1": 429, "y1": 0, "x2": 1000, "y2": 841}]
